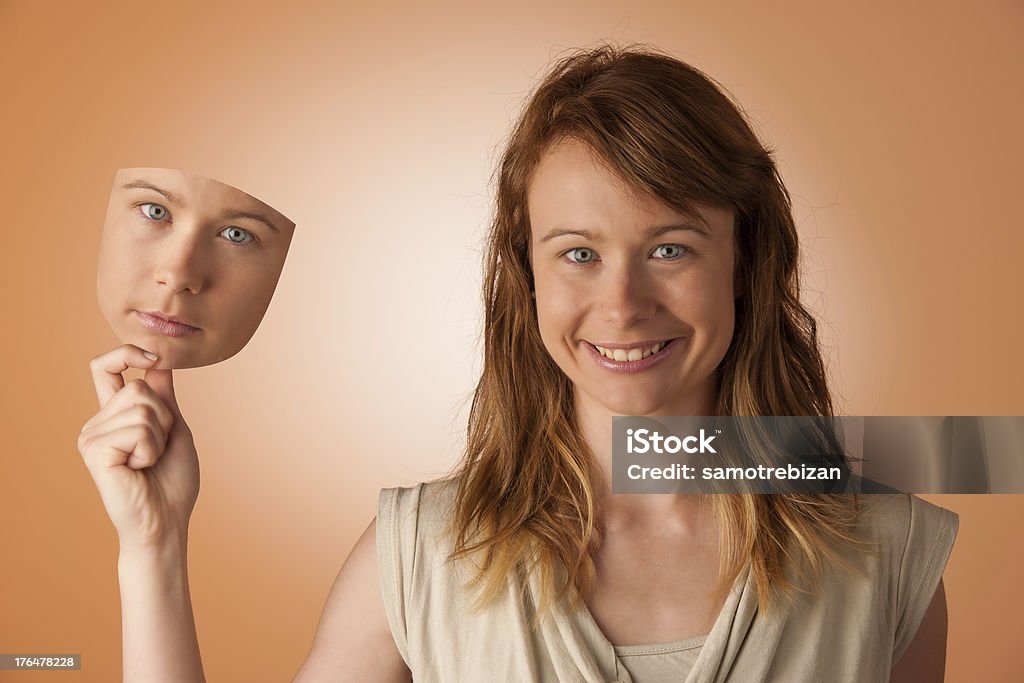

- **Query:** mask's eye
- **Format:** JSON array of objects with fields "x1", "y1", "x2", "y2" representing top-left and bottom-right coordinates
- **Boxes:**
[
  {"x1": 565, "y1": 247, "x2": 597, "y2": 264},
  {"x1": 652, "y1": 244, "x2": 688, "y2": 260},
  {"x1": 139, "y1": 203, "x2": 170, "y2": 221},
  {"x1": 219, "y1": 226, "x2": 255, "y2": 245}
]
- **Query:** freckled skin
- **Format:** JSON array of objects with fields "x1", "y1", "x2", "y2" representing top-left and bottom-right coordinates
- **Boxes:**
[
  {"x1": 528, "y1": 140, "x2": 737, "y2": 418},
  {"x1": 96, "y1": 168, "x2": 295, "y2": 369}
]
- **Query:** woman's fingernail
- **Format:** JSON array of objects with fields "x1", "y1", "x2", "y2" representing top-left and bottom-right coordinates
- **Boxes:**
[{"x1": 143, "y1": 351, "x2": 159, "y2": 361}]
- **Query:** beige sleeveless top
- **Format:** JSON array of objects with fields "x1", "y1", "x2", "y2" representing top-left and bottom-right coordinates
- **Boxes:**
[{"x1": 377, "y1": 479, "x2": 957, "y2": 682}]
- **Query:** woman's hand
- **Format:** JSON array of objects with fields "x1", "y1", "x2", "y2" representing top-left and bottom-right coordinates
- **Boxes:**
[{"x1": 77, "y1": 344, "x2": 200, "y2": 550}]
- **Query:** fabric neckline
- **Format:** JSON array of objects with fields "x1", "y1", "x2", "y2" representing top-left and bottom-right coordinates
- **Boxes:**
[
  {"x1": 613, "y1": 634, "x2": 707, "y2": 656},
  {"x1": 574, "y1": 564, "x2": 748, "y2": 650},
  {"x1": 567, "y1": 562, "x2": 754, "y2": 683}
]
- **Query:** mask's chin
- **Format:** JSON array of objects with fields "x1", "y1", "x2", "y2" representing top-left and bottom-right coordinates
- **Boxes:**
[{"x1": 116, "y1": 331, "x2": 200, "y2": 370}]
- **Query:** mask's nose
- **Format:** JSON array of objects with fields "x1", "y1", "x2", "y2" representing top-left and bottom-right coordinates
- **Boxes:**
[{"x1": 154, "y1": 231, "x2": 207, "y2": 295}]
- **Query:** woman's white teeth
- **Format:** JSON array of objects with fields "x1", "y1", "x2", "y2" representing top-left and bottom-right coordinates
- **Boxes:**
[{"x1": 594, "y1": 341, "x2": 667, "y2": 361}]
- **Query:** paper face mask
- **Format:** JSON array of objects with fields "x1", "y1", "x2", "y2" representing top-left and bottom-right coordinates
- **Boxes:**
[{"x1": 97, "y1": 168, "x2": 295, "y2": 369}]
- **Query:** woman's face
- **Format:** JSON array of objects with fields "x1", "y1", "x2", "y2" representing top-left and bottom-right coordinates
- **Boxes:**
[
  {"x1": 528, "y1": 140, "x2": 737, "y2": 416},
  {"x1": 96, "y1": 168, "x2": 295, "y2": 369}
]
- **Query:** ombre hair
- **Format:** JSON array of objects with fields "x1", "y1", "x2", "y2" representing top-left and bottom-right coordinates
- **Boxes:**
[{"x1": 449, "y1": 45, "x2": 862, "y2": 620}]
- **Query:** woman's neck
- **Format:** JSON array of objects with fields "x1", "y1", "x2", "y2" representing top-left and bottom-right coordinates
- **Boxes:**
[{"x1": 574, "y1": 388, "x2": 718, "y2": 531}]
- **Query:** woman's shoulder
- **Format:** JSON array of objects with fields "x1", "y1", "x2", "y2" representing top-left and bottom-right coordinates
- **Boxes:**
[
  {"x1": 376, "y1": 477, "x2": 462, "y2": 567},
  {"x1": 378, "y1": 477, "x2": 459, "y2": 531},
  {"x1": 824, "y1": 495, "x2": 959, "y2": 664},
  {"x1": 846, "y1": 494, "x2": 959, "y2": 602},
  {"x1": 856, "y1": 494, "x2": 959, "y2": 554},
  {"x1": 375, "y1": 477, "x2": 472, "y2": 669}
]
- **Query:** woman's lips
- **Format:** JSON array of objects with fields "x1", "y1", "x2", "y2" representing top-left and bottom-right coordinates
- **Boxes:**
[
  {"x1": 581, "y1": 337, "x2": 683, "y2": 374},
  {"x1": 134, "y1": 310, "x2": 200, "y2": 337}
]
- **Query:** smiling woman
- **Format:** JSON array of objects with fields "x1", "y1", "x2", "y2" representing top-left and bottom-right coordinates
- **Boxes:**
[
  {"x1": 355, "y1": 46, "x2": 957, "y2": 682},
  {"x1": 96, "y1": 167, "x2": 295, "y2": 369}
]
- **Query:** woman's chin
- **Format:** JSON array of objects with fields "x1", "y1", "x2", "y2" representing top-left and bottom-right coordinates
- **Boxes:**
[{"x1": 582, "y1": 390, "x2": 672, "y2": 417}]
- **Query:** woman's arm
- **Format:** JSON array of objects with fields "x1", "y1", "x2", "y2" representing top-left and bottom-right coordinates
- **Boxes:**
[
  {"x1": 118, "y1": 536, "x2": 205, "y2": 682},
  {"x1": 80, "y1": 347, "x2": 405, "y2": 681},
  {"x1": 78, "y1": 346, "x2": 205, "y2": 681},
  {"x1": 293, "y1": 518, "x2": 411, "y2": 682},
  {"x1": 890, "y1": 578, "x2": 948, "y2": 682}
]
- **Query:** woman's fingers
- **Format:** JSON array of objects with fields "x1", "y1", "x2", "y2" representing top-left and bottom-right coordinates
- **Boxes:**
[
  {"x1": 79, "y1": 349, "x2": 202, "y2": 551},
  {"x1": 89, "y1": 344, "x2": 160, "y2": 408},
  {"x1": 81, "y1": 402, "x2": 169, "y2": 452},
  {"x1": 82, "y1": 377, "x2": 174, "y2": 436},
  {"x1": 78, "y1": 421, "x2": 164, "y2": 472}
]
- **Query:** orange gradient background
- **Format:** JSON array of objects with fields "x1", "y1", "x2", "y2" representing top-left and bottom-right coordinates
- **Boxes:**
[{"x1": 1, "y1": 1, "x2": 1022, "y2": 681}]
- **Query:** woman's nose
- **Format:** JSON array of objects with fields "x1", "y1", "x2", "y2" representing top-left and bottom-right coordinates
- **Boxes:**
[
  {"x1": 154, "y1": 235, "x2": 207, "y2": 294},
  {"x1": 597, "y1": 262, "x2": 656, "y2": 329}
]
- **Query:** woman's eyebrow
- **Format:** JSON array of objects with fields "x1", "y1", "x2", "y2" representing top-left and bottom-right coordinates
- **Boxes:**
[
  {"x1": 539, "y1": 222, "x2": 711, "y2": 243},
  {"x1": 644, "y1": 222, "x2": 712, "y2": 239},
  {"x1": 121, "y1": 180, "x2": 185, "y2": 206}
]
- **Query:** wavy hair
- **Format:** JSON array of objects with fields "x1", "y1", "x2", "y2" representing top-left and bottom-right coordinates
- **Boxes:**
[{"x1": 449, "y1": 45, "x2": 862, "y2": 621}]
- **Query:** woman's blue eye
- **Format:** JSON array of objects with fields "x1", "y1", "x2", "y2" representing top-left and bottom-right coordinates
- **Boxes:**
[
  {"x1": 653, "y1": 244, "x2": 687, "y2": 260},
  {"x1": 566, "y1": 247, "x2": 597, "y2": 263},
  {"x1": 219, "y1": 226, "x2": 255, "y2": 245},
  {"x1": 140, "y1": 203, "x2": 169, "y2": 221}
]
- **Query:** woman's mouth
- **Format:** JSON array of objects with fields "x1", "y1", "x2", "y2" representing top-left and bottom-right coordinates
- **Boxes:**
[
  {"x1": 581, "y1": 338, "x2": 682, "y2": 374},
  {"x1": 134, "y1": 310, "x2": 201, "y2": 337}
]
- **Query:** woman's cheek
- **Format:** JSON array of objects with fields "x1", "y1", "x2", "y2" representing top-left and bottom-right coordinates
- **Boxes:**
[
  {"x1": 535, "y1": 295, "x2": 574, "y2": 364},
  {"x1": 707, "y1": 300, "x2": 737, "y2": 367}
]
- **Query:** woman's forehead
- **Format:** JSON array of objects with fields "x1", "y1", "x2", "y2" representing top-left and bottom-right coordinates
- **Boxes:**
[{"x1": 527, "y1": 143, "x2": 733, "y2": 241}]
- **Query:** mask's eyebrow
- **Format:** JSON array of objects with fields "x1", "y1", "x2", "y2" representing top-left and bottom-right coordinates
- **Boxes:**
[
  {"x1": 121, "y1": 180, "x2": 185, "y2": 207},
  {"x1": 220, "y1": 210, "x2": 281, "y2": 233},
  {"x1": 123, "y1": 181, "x2": 283, "y2": 233},
  {"x1": 538, "y1": 221, "x2": 712, "y2": 243}
]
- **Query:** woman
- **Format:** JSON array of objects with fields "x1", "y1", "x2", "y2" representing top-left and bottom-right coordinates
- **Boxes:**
[{"x1": 78, "y1": 46, "x2": 957, "y2": 682}]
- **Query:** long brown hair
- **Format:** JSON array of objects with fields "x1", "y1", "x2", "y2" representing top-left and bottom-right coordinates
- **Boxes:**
[{"x1": 450, "y1": 44, "x2": 861, "y2": 620}]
